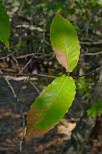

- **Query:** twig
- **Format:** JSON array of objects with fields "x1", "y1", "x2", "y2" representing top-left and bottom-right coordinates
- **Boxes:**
[
  {"x1": 42, "y1": 23, "x2": 46, "y2": 53},
  {"x1": 0, "y1": 70, "x2": 17, "y2": 98},
  {"x1": 0, "y1": 53, "x2": 13, "y2": 60},
  {"x1": 15, "y1": 53, "x2": 51, "y2": 59},
  {"x1": 20, "y1": 113, "x2": 25, "y2": 153},
  {"x1": 14, "y1": 82, "x2": 26, "y2": 154},
  {"x1": 44, "y1": 40, "x2": 51, "y2": 46},
  {"x1": 75, "y1": 66, "x2": 102, "y2": 78},
  {"x1": 80, "y1": 41, "x2": 102, "y2": 45},
  {"x1": 0, "y1": 72, "x2": 57, "y2": 79},
  {"x1": 0, "y1": 70, "x2": 26, "y2": 153},
  {"x1": 1, "y1": 66, "x2": 101, "y2": 80},
  {"x1": 5, "y1": 78, "x2": 17, "y2": 98},
  {"x1": 29, "y1": 80, "x2": 40, "y2": 94},
  {"x1": 0, "y1": 52, "x2": 52, "y2": 60},
  {"x1": 83, "y1": 51, "x2": 102, "y2": 56},
  {"x1": 11, "y1": 55, "x2": 20, "y2": 72},
  {"x1": 16, "y1": 80, "x2": 25, "y2": 100},
  {"x1": 19, "y1": 59, "x2": 31, "y2": 74}
]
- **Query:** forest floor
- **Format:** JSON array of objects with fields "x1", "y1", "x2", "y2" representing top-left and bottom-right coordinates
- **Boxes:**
[{"x1": 0, "y1": 76, "x2": 102, "y2": 154}]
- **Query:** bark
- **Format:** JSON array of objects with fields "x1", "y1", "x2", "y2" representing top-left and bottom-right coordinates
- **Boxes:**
[
  {"x1": 64, "y1": 112, "x2": 96, "y2": 154},
  {"x1": 92, "y1": 69, "x2": 102, "y2": 152}
]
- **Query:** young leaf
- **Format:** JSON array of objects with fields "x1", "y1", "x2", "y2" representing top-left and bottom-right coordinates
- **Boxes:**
[
  {"x1": 87, "y1": 100, "x2": 102, "y2": 117},
  {"x1": 25, "y1": 75, "x2": 76, "y2": 143},
  {"x1": 50, "y1": 13, "x2": 80, "y2": 72},
  {"x1": 0, "y1": 0, "x2": 10, "y2": 48}
]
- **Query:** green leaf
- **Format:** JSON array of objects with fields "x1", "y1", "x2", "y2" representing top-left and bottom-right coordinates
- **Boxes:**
[
  {"x1": 26, "y1": 75, "x2": 76, "y2": 143},
  {"x1": 87, "y1": 100, "x2": 102, "y2": 117},
  {"x1": 34, "y1": 74, "x2": 76, "y2": 129},
  {"x1": 0, "y1": 0, "x2": 10, "y2": 48},
  {"x1": 50, "y1": 13, "x2": 80, "y2": 72}
]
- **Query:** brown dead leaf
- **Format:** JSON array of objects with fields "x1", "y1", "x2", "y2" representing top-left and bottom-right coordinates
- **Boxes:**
[
  {"x1": 58, "y1": 121, "x2": 76, "y2": 135},
  {"x1": 53, "y1": 47, "x2": 68, "y2": 72},
  {"x1": 17, "y1": 128, "x2": 24, "y2": 138},
  {"x1": 4, "y1": 138, "x2": 12, "y2": 144},
  {"x1": 25, "y1": 104, "x2": 51, "y2": 144},
  {"x1": 12, "y1": 114, "x2": 21, "y2": 119},
  {"x1": 0, "y1": 108, "x2": 13, "y2": 120}
]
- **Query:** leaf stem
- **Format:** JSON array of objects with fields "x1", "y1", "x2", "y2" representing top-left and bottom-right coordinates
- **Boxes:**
[{"x1": 66, "y1": 72, "x2": 70, "y2": 76}]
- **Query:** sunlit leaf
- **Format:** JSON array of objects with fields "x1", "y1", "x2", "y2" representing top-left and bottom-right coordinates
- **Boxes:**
[
  {"x1": 25, "y1": 75, "x2": 76, "y2": 143},
  {"x1": 50, "y1": 13, "x2": 80, "y2": 72},
  {"x1": 0, "y1": 0, "x2": 10, "y2": 48}
]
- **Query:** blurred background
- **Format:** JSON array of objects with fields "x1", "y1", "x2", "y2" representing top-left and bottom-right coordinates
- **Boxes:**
[{"x1": 0, "y1": 0, "x2": 102, "y2": 153}]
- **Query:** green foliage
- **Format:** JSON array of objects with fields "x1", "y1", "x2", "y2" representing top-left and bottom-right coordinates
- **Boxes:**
[
  {"x1": 50, "y1": 13, "x2": 80, "y2": 72},
  {"x1": 0, "y1": 0, "x2": 10, "y2": 48},
  {"x1": 26, "y1": 13, "x2": 80, "y2": 141},
  {"x1": 76, "y1": 77, "x2": 91, "y2": 98},
  {"x1": 3, "y1": 0, "x2": 101, "y2": 58},
  {"x1": 34, "y1": 75, "x2": 76, "y2": 129},
  {"x1": 32, "y1": 14, "x2": 79, "y2": 130},
  {"x1": 0, "y1": 0, "x2": 101, "y2": 144},
  {"x1": 87, "y1": 100, "x2": 102, "y2": 117}
]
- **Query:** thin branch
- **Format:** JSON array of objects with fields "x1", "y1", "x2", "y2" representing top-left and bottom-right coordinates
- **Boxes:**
[
  {"x1": 42, "y1": 23, "x2": 46, "y2": 53},
  {"x1": 0, "y1": 69, "x2": 26, "y2": 153},
  {"x1": 20, "y1": 113, "x2": 25, "y2": 153},
  {"x1": 29, "y1": 80, "x2": 40, "y2": 94},
  {"x1": 83, "y1": 51, "x2": 102, "y2": 56},
  {"x1": 0, "y1": 51, "x2": 52, "y2": 60},
  {"x1": 0, "y1": 53, "x2": 13, "y2": 60},
  {"x1": 11, "y1": 55, "x2": 20, "y2": 72},
  {"x1": 1, "y1": 66, "x2": 102, "y2": 80},
  {"x1": 44, "y1": 40, "x2": 51, "y2": 46},
  {"x1": 75, "y1": 66, "x2": 102, "y2": 78},
  {"x1": 19, "y1": 59, "x2": 31, "y2": 74},
  {"x1": 16, "y1": 53, "x2": 52, "y2": 59},
  {"x1": 0, "y1": 72, "x2": 57, "y2": 79},
  {"x1": 16, "y1": 80, "x2": 25, "y2": 100},
  {"x1": 0, "y1": 70, "x2": 17, "y2": 98},
  {"x1": 80, "y1": 41, "x2": 102, "y2": 45}
]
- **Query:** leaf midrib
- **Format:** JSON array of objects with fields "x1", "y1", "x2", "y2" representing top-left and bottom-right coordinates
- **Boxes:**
[
  {"x1": 63, "y1": 36, "x2": 69, "y2": 71},
  {"x1": 45, "y1": 76, "x2": 68, "y2": 113}
]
